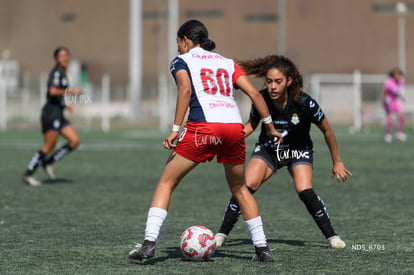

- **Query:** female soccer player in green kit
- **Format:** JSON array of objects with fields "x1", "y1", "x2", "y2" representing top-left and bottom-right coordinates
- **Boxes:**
[
  {"x1": 215, "y1": 55, "x2": 352, "y2": 249},
  {"x1": 22, "y1": 47, "x2": 81, "y2": 186}
]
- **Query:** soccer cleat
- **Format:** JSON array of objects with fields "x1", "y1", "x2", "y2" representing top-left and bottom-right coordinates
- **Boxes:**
[
  {"x1": 327, "y1": 235, "x2": 346, "y2": 249},
  {"x1": 395, "y1": 132, "x2": 407, "y2": 142},
  {"x1": 128, "y1": 240, "x2": 156, "y2": 260},
  {"x1": 384, "y1": 134, "x2": 392, "y2": 143},
  {"x1": 215, "y1": 233, "x2": 227, "y2": 248},
  {"x1": 22, "y1": 176, "x2": 42, "y2": 186},
  {"x1": 252, "y1": 245, "x2": 274, "y2": 262},
  {"x1": 43, "y1": 164, "x2": 56, "y2": 180}
]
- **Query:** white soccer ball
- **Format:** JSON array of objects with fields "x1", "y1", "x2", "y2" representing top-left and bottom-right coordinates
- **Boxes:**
[{"x1": 179, "y1": 225, "x2": 216, "y2": 261}]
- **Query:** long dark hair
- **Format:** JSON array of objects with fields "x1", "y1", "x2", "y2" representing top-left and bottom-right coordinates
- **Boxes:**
[
  {"x1": 238, "y1": 55, "x2": 303, "y2": 101},
  {"x1": 177, "y1": 19, "x2": 216, "y2": 51}
]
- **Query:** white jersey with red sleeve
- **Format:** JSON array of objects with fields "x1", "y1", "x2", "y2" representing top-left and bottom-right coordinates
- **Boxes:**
[{"x1": 170, "y1": 47, "x2": 245, "y2": 123}]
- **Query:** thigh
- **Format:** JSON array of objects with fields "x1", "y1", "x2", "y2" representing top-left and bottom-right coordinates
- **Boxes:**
[
  {"x1": 223, "y1": 163, "x2": 259, "y2": 220},
  {"x1": 291, "y1": 164, "x2": 313, "y2": 193},
  {"x1": 42, "y1": 130, "x2": 60, "y2": 154},
  {"x1": 151, "y1": 152, "x2": 199, "y2": 209},
  {"x1": 160, "y1": 152, "x2": 199, "y2": 184},
  {"x1": 60, "y1": 125, "x2": 80, "y2": 143},
  {"x1": 245, "y1": 157, "x2": 274, "y2": 191}
]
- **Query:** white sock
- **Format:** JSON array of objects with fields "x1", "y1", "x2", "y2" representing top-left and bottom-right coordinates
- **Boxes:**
[
  {"x1": 245, "y1": 216, "x2": 267, "y2": 247},
  {"x1": 144, "y1": 207, "x2": 168, "y2": 242}
]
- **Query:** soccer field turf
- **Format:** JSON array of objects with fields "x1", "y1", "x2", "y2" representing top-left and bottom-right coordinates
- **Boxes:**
[{"x1": 0, "y1": 127, "x2": 413, "y2": 274}]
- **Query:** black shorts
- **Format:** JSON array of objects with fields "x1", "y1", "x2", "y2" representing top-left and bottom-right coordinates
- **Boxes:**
[
  {"x1": 250, "y1": 144, "x2": 313, "y2": 173},
  {"x1": 41, "y1": 104, "x2": 70, "y2": 133}
]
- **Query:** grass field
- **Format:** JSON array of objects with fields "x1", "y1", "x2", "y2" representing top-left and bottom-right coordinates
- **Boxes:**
[{"x1": 0, "y1": 126, "x2": 413, "y2": 274}]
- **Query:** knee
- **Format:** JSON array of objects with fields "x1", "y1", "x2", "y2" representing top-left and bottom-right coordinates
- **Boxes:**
[
  {"x1": 69, "y1": 137, "x2": 80, "y2": 149},
  {"x1": 41, "y1": 146, "x2": 53, "y2": 155},
  {"x1": 231, "y1": 185, "x2": 252, "y2": 200},
  {"x1": 42, "y1": 143, "x2": 55, "y2": 154},
  {"x1": 246, "y1": 180, "x2": 261, "y2": 192}
]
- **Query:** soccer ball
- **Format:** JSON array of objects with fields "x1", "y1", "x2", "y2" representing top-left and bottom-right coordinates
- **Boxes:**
[{"x1": 180, "y1": 225, "x2": 216, "y2": 261}]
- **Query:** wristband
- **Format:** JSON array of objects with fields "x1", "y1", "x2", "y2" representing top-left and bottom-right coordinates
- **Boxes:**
[
  {"x1": 172, "y1": 124, "x2": 181, "y2": 132},
  {"x1": 262, "y1": 116, "x2": 273, "y2": 125}
]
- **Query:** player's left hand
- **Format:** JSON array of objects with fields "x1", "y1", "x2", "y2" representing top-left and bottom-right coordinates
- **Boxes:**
[
  {"x1": 266, "y1": 128, "x2": 283, "y2": 144},
  {"x1": 162, "y1": 131, "x2": 179, "y2": 150},
  {"x1": 331, "y1": 161, "x2": 352, "y2": 182}
]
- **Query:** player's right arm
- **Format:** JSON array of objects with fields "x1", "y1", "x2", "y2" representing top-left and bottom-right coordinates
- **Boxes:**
[{"x1": 163, "y1": 69, "x2": 191, "y2": 150}]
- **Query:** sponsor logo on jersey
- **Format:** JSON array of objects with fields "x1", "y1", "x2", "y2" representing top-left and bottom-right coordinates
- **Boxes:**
[
  {"x1": 191, "y1": 53, "x2": 223, "y2": 60},
  {"x1": 62, "y1": 77, "x2": 68, "y2": 86},
  {"x1": 229, "y1": 203, "x2": 239, "y2": 212},
  {"x1": 209, "y1": 101, "x2": 235, "y2": 109},
  {"x1": 291, "y1": 113, "x2": 300, "y2": 125},
  {"x1": 313, "y1": 108, "x2": 324, "y2": 121},
  {"x1": 309, "y1": 100, "x2": 315, "y2": 108}
]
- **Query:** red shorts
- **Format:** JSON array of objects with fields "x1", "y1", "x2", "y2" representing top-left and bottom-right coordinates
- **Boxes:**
[{"x1": 175, "y1": 122, "x2": 246, "y2": 165}]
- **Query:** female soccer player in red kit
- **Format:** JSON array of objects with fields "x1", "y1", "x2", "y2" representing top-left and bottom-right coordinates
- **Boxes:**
[{"x1": 128, "y1": 20, "x2": 282, "y2": 262}]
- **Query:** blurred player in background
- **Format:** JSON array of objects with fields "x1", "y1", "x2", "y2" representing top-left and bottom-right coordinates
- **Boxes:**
[
  {"x1": 128, "y1": 20, "x2": 282, "y2": 262},
  {"x1": 383, "y1": 68, "x2": 407, "y2": 143},
  {"x1": 22, "y1": 47, "x2": 81, "y2": 186},
  {"x1": 215, "y1": 55, "x2": 352, "y2": 249}
]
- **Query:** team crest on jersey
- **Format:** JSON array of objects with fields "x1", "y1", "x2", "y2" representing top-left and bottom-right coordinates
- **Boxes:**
[
  {"x1": 62, "y1": 77, "x2": 68, "y2": 86},
  {"x1": 291, "y1": 113, "x2": 300, "y2": 125}
]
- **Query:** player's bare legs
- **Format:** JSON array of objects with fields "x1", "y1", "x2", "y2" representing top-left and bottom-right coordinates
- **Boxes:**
[
  {"x1": 291, "y1": 164, "x2": 345, "y2": 248},
  {"x1": 42, "y1": 130, "x2": 60, "y2": 154},
  {"x1": 291, "y1": 164, "x2": 313, "y2": 193},
  {"x1": 216, "y1": 159, "x2": 271, "y2": 240},
  {"x1": 129, "y1": 152, "x2": 198, "y2": 260},
  {"x1": 42, "y1": 125, "x2": 80, "y2": 179},
  {"x1": 224, "y1": 163, "x2": 258, "y2": 219},
  {"x1": 216, "y1": 158, "x2": 273, "y2": 247},
  {"x1": 60, "y1": 125, "x2": 80, "y2": 149},
  {"x1": 223, "y1": 162, "x2": 273, "y2": 262},
  {"x1": 151, "y1": 152, "x2": 199, "y2": 210},
  {"x1": 245, "y1": 158, "x2": 274, "y2": 191}
]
